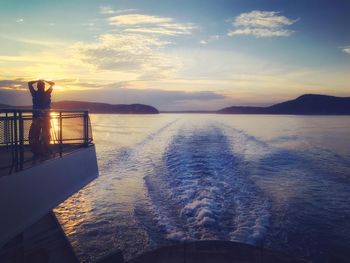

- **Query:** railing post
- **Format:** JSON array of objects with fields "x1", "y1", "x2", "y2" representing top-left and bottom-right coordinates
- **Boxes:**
[
  {"x1": 13, "y1": 111, "x2": 18, "y2": 172},
  {"x1": 18, "y1": 111, "x2": 24, "y2": 171},
  {"x1": 9, "y1": 112, "x2": 15, "y2": 174},
  {"x1": 84, "y1": 111, "x2": 89, "y2": 146},
  {"x1": 59, "y1": 111, "x2": 63, "y2": 157},
  {"x1": 5, "y1": 112, "x2": 8, "y2": 147}
]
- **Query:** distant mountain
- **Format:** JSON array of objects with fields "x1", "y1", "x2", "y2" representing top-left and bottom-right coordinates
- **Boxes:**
[
  {"x1": 0, "y1": 101, "x2": 159, "y2": 114},
  {"x1": 218, "y1": 94, "x2": 350, "y2": 115},
  {"x1": 0, "y1": 104, "x2": 11, "y2": 109},
  {"x1": 52, "y1": 101, "x2": 159, "y2": 114}
]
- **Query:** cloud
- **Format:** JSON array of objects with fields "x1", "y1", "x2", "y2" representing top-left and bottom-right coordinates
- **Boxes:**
[
  {"x1": 100, "y1": 6, "x2": 137, "y2": 15},
  {"x1": 228, "y1": 10, "x2": 298, "y2": 38},
  {"x1": 100, "y1": 6, "x2": 115, "y2": 15},
  {"x1": 0, "y1": 78, "x2": 107, "y2": 93},
  {"x1": 123, "y1": 26, "x2": 193, "y2": 36},
  {"x1": 229, "y1": 27, "x2": 291, "y2": 37},
  {"x1": 0, "y1": 35, "x2": 67, "y2": 47},
  {"x1": 342, "y1": 46, "x2": 350, "y2": 54},
  {"x1": 2, "y1": 12, "x2": 195, "y2": 82},
  {"x1": 0, "y1": 79, "x2": 27, "y2": 91},
  {"x1": 71, "y1": 12, "x2": 196, "y2": 77},
  {"x1": 199, "y1": 35, "x2": 220, "y2": 45},
  {"x1": 74, "y1": 34, "x2": 179, "y2": 78},
  {"x1": 109, "y1": 14, "x2": 172, "y2": 26},
  {"x1": 16, "y1": 18, "x2": 24, "y2": 23},
  {"x1": 108, "y1": 14, "x2": 196, "y2": 36}
]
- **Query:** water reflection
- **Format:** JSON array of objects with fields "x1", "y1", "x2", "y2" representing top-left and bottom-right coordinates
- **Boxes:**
[{"x1": 49, "y1": 112, "x2": 60, "y2": 144}]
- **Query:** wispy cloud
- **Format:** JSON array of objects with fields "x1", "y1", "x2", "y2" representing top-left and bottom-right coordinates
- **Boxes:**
[
  {"x1": 1, "y1": 11, "x2": 195, "y2": 83},
  {"x1": 16, "y1": 18, "x2": 24, "y2": 23},
  {"x1": 228, "y1": 10, "x2": 298, "y2": 38},
  {"x1": 108, "y1": 14, "x2": 196, "y2": 36},
  {"x1": 100, "y1": 6, "x2": 115, "y2": 15},
  {"x1": 100, "y1": 6, "x2": 137, "y2": 15},
  {"x1": 0, "y1": 79, "x2": 27, "y2": 91},
  {"x1": 123, "y1": 26, "x2": 193, "y2": 36},
  {"x1": 199, "y1": 35, "x2": 220, "y2": 45},
  {"x1": 342, "y1": 46, "x2": 350, "y2": 54},
  {"x1": 109, "y1": 14, "x2": 172, "y2": 25},
  {"x1": 74, "y1": 34, "x2": 179, "y2": 78},
  {"x1": 0, "y1": 35, "x2": 68, "y2": 47},
  {"x1": 72, "y1": 12, "x2": 196, "y2": 77},
  {"x1": 0, "y1": 78, "x2": 106, "y2": 93}
]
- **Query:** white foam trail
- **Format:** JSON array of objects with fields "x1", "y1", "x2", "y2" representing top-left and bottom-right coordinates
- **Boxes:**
[{"x1": 144, "y1": 122, "x2": 271, "y2": 243}]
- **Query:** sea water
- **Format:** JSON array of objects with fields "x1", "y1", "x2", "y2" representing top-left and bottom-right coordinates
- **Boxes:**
[{"x1": 55, "y1": 114, "x2": 350, "y2": 262}]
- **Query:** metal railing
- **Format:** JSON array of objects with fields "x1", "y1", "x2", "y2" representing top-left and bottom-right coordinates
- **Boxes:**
[{"x1": 0, "y1": 109, "x2": 93, "y2": 175}]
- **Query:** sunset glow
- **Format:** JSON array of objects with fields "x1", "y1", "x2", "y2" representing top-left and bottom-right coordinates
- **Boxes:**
[{"x1": 1, "y1": 0, "x2": 349, "y2": 110}]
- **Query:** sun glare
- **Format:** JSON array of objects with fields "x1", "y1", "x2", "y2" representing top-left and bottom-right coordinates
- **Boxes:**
[
  {"x1": 54, "y1": 85, "x2": 65, "y2": 91},
  {"x1": 49, "y1": 112, "x2": 60, "y2": 144}
]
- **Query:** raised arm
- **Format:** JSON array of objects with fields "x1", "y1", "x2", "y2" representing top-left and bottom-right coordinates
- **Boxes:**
[
  {"x1": 28, "y1": 80, "x2": 38, "y2": 95},
  {"x1": 45, "y1": 80, "x2": 55, "y2": 93}
]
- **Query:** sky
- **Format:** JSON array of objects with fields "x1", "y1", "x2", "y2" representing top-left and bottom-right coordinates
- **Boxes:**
[{"x1": 0, "y1": 0, "x2": 350, "y2": 110}]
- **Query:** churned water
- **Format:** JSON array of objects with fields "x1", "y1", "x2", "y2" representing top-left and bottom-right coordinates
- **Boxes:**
[{"x1": 55, "y1": 114, "x2": 350, "y2": 262}]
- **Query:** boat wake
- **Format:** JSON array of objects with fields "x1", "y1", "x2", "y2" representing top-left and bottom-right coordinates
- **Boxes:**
[{"x1": 141, "y1": 123, "x2": 271, "y2": 245}]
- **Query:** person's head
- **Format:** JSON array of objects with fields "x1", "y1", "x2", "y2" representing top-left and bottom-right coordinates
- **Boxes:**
[{"x1": 37, "y1": 81, "x2": 45, "y2": 92}]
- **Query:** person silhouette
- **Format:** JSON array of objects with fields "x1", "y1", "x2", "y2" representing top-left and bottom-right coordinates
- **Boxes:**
[{"x1": 28, "y1": 80, "x2": 55, "y2": 156}]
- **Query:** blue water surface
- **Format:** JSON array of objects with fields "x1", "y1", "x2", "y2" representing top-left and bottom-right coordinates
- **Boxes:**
[{"x1": 55, "y1": 114, "x2": 350, "y2": 263}]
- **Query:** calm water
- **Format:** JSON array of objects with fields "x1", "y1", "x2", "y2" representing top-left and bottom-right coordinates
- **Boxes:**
[{"x1": 55, "y1": 114, "x2": 350, "y2": 262}]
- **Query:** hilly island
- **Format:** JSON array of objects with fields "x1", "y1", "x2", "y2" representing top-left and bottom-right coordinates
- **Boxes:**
[
  {"x1": 0, "y1": 101, "x2": 159, "y2": 114},
  {"x1": 218, "y1": 94, "x2": 350, "y2": 115},
  {"x1": 51, "y1": 101, "x2": 159, "y2": 114}
]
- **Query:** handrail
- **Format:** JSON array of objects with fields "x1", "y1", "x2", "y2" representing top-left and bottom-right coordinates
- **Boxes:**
[
  {"x1": 0, "y1": 108, "x2": 90, "y2": 113},
  {"x1": 0, "y1": 109, "x2": 93, "y2": 175}
]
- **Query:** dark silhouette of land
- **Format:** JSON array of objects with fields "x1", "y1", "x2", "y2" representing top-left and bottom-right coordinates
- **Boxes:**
[
  {"x1": 51, "y1": 101, "x2": 159, "y2": 114},
  {"x1": 2, "y1": 94, "x2": 350, "y2": 115},
  {"x1": 0, "y1": 101, "x2": 159, "y2": 114},
  {"x1": 218, "y1": 94, "x2": 350, "y2": 115}
]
